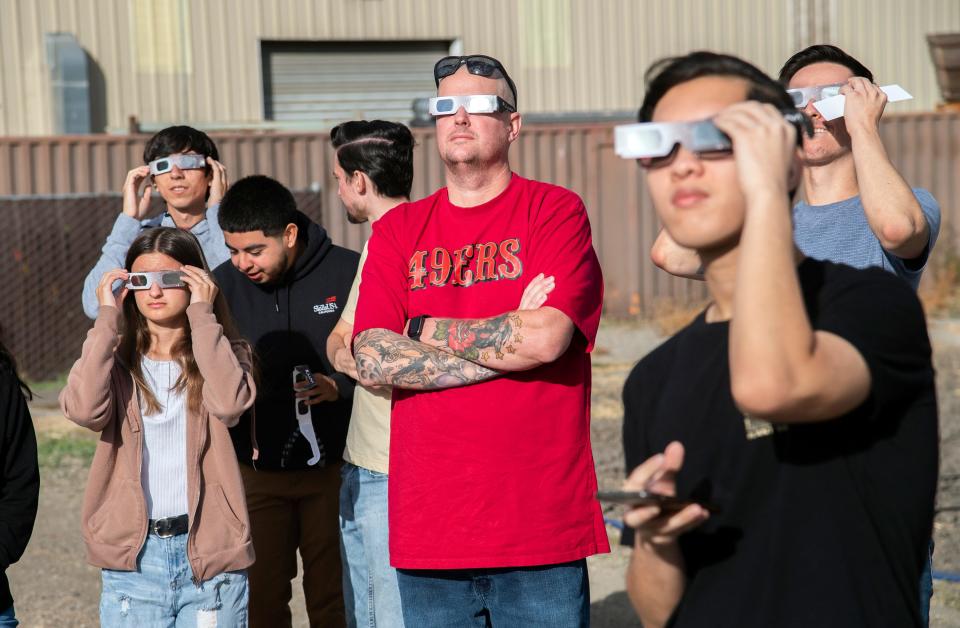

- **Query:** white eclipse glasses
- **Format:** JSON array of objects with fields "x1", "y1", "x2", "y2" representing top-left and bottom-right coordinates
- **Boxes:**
[
  {"x1": 615, "y1": 110, "x2": 812, "y2": 167},
  {"x1": 786, "y1": 83, "x2": 845, "y2": 108},
  {"x1": 429, "y1": 94, "x2": 516, "y2": 117},
  {"x1": 125, "y1": 271, "x2": 186, "y2": 290},
  {"x1": 148, "y1": 153, "x2": 207, "y2": 176},
  {"x1": 790, "y1": 83, "x2": 913, "y2": 121}
]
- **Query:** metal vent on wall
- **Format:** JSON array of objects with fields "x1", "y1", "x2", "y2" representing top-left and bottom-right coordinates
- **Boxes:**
[{"x1": 45, "y1": 32, "x2": 92, "y2": 134}]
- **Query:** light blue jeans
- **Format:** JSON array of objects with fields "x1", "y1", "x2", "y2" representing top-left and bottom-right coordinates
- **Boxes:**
[
  {"x1": 339, "y1": 462, "x2": 405, "y2": 628},
  {"x1": 100, "y1": 532, "x2": 248, "y2": 627}
]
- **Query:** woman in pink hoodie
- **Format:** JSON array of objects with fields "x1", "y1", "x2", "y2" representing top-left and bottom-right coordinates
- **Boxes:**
[{"x1": 60, "y1": 227, "x2": 256, "y2": 625}]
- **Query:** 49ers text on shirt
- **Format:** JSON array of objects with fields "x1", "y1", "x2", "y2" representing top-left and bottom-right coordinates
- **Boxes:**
[{"x1": 408, "y1": 238, "x2": 522, "y2": 290}]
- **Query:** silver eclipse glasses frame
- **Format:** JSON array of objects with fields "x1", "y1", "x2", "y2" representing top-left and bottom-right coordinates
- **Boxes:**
[
  {"x1": 614, "y1": 110, "x2": 813, "y2": 164},
  {"x1": 125, "y1": 271, "x2": 186, "y2": 291},
  {"x1": 785, "y1": 83, "x2": 845, "y2": 108},
  {"x1": 428, "y1": 94, "x2": 517, "y2": 117},
  {"x1": 148, "y1": 153, "x2": 207, "y2": 176}
]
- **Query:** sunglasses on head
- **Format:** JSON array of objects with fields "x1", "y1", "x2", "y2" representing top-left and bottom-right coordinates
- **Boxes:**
[
  {"x1": 434, "y1": 55, "x2": 518, "y2": 106},
  {"x1": 786, "y1": 83, "x2": 845, "y2": 108},
  {"x1": 429, "y1": 94, "x2": 516, "y2": 117},
  {"x1": 615, "y1": 110, "x2": 813, "y2": 169},
  {"x1": 148, "y1": 153, "x2": 207, "y2": 176},
  {"x1": 125, "y1": 271, "x2": 186, "y2": 290}
]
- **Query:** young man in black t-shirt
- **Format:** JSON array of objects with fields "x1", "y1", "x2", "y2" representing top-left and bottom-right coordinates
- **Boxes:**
[{"x1": 618, "y1": 52, "x2": 938, "y2": 628}]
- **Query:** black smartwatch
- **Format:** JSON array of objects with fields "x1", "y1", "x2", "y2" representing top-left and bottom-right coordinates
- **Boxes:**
[{"x1": 407, "y1": 315, "x2": 430, "y2": 341}]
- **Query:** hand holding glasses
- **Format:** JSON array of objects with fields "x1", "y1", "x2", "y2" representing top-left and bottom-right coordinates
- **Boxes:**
[
  {"x1": 615, "y1": 110, "x2": 813, "y2": 168},
  {"x1": 787, "y1": 81, "x2": 912, "y2": 121}
]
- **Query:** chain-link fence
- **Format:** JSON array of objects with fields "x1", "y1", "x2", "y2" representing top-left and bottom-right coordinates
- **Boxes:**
[{"x1": 0, "y1": 191, "x2": 324, "y2": 381}]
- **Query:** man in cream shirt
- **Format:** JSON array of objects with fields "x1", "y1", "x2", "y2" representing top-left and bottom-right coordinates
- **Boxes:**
[{"x1": 325, "y1": 120, "x2": 414, "y2": 628}]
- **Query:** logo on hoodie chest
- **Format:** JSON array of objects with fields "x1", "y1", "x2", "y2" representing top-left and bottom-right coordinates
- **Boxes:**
[{"x1": 313, "y1": 295, "x2": 339, "y2": 316}]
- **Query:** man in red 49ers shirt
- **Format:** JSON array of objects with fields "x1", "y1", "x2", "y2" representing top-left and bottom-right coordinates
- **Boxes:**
[{"x1": 352, "y1": 54, "x2": 608, "y2": 627}]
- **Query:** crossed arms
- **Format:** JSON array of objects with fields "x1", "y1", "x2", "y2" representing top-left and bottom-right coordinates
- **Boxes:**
[{"x1": 352, "y1": 274, "x2": 570, "y2": 390}]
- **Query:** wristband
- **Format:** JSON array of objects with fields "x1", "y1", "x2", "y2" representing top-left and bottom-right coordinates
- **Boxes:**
[{"x1": 407, "y1": 315, "x2": 430, "y2": 341}]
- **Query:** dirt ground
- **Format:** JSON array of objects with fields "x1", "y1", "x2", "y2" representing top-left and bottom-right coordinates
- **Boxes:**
[{"x1": 10, "y1": 320, "x2": 960, "y2": 626}]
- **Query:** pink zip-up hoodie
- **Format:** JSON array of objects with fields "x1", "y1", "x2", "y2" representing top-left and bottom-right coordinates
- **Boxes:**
[{"x1": 60, "y1": 302, "x2": 256, "y2": 582}]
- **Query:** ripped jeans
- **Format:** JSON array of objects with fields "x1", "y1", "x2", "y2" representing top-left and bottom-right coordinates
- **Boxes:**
[{"x1": 100, "y1": 533, "x2": 248, "y2": 627}]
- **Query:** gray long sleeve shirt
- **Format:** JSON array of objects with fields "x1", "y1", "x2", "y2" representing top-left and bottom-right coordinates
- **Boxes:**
[{"x1": 81, "y1": 204, "x2": 230, "y2": 319}]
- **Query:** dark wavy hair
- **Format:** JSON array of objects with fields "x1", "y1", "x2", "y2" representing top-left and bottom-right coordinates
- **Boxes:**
[
  {"x1": 330, "y1": 120, "x2": 415, "y2": 199},
  {"x1": 0, "y1": 332, "x2": 31, "y2": 400},
  {"x1": 639, "y1": 51, "x2": 796, "y2": 123},
  {"x1": 119, "y1": 228, "x2": 244, "y2": 414},
  {"x1": 778, "y1": 44, "x2": 873, "y2": 85}
]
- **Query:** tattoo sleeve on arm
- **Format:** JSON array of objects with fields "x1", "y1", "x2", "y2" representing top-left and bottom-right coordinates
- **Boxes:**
[
  {"x1": 355, "y1": 328, "x2": 501, "y2": 390},
  {"x1": 431, "y1": 313, "x2": 524, "y2": 363}
]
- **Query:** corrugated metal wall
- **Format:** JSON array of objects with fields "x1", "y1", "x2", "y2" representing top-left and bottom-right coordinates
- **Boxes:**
[
  {"x1": 832, "y1": 0, "x2": 960, "y2": 109},
  {"x1": 2, "y1": 112, "x2": 958, "y2": 318},
  {"x1": 3, "y1": 0, "x2": 959, "y2": 136}
]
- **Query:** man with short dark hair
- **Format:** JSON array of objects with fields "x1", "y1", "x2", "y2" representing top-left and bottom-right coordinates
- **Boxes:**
[
  {"x1": 352, "y1": 54, "x2": 607, "y2": 627},
  {"x1": 618, "y1": 51, "x2": 937, "y2": 628},
  {"x1": 214, "y1": 175, "x2": 359, "y2": 627},
  {"x1": 323, "y1": 119, "x2": 415, "y2": 628},
  {"x1": 82, "y1": 125, "x2": 229, "y2": 318},
  {"x1": 779, "y1": 44, "x2": 941, "y2": 291}
]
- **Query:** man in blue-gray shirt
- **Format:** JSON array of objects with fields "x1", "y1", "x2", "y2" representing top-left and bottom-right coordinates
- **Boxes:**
[
  {"x1": 779, "y1": 45, "x2": 940, "y2": 291},
  {"x1": 81, "y1": 125, "x2": 230, "y2": 318},
  {"x1": 649, "y1": 46, "x2": 940, "y2": 292}
]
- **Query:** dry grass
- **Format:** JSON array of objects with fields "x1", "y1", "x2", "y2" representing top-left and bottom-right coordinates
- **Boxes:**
[
  {"x1": 634, "y1": 248, "x2": 960, "y2": 326},
  {"x1": 648, "y1": 298, "x2": 708, "y2": 336},
  {"x1": 920, "y1": 251, "x2": 960, "y2": 317}
]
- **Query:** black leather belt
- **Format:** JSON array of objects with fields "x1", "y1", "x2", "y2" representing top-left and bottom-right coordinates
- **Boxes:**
[{"x1": 148, "y1": 514, "x2": 189, "y2": 538}]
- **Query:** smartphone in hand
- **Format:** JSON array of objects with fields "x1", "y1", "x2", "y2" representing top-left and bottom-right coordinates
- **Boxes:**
[{"x1": 596, "y1": 490, "x2": 718, "y2": 513}]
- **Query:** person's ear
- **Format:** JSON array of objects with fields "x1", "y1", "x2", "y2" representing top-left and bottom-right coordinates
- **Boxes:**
[
  {"x1": 353, "y1": 171, "x2": 368, "y2": 196},
  {"x1": 507, "y1": 112, "x2": 522, "y2": 143},
  {"x1": 283, "y1": 223, "x2": 299, "y2": 249}
]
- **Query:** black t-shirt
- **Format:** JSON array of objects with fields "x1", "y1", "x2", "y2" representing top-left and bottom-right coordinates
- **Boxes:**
[{"x1": 621, "y1": 259, "x2": 938, "y2": 628}]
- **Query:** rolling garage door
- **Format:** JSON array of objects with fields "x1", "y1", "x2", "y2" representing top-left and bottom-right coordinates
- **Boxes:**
[{"x1": 263, "y1": 41, "x2": 450, "y2": 129}]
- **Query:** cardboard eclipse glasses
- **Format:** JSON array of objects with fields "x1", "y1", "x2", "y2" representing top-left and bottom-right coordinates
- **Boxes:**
[
  {"x1": 429, "y1": 94, "x2": 516, "y2": 116},
  {"x1": 787, "y1": 82, "x2": 913, "y2": 121},
  {"x1": 615, "y1": 110, "x2": 813, "y2": 167},
  {"x1": 148, "y1": 154, "x2": 207, "y2": 176},
  {"x1": 786, "y1": 83, "x2": 845, "y2": 108},
  {"x1": 125, "y1": 271, "x2": 186, "y2": 291}
]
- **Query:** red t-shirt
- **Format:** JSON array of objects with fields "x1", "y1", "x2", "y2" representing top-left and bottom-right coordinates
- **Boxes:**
[{"x1": 353, "y1": 174, "x2": 610, "y2": 569}]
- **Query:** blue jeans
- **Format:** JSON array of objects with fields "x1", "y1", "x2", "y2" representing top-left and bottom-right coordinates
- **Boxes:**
[
  {"x1": 339, "y1": 462, "x2": 405, "y2": 628},
  {"x1": 0, "y1": 605, "x2": 17, "y2": 627},
  {"x1": 920, "y1": 538, "x2": 934, "y2": 627},
  {"x1": 396, "y1": 559, "x2": 589, "y2": 628},
  {"x1": 100, "y1": 532, "x2": 248, "y2": 626}
]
